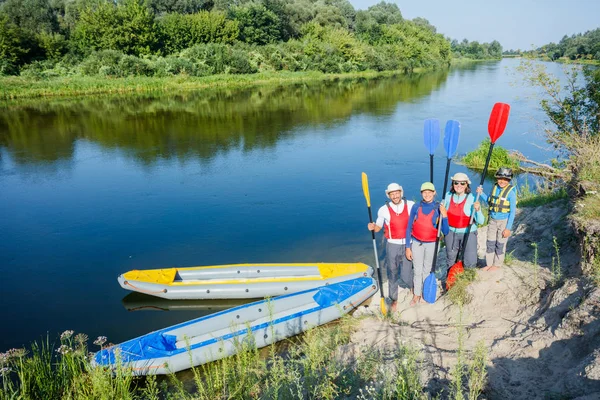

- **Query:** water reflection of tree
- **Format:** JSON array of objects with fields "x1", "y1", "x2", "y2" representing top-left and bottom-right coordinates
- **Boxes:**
[{"x1": 0, "y1": 70, "x2": 449, "y2": 167}]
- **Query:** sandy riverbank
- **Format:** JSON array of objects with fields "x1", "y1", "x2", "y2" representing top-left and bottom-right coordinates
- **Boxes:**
[{"x1": 347, "y1": 200, "x2": 600, "y2": 399}]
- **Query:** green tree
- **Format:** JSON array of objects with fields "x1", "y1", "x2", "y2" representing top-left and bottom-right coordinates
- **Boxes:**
[
  {"x1": 0, "y1": 12, "x2": 29, "y2": 74},
  {"x1": 72, "y1": 0, "x2": 159, "y2": 56},
  {"x1": 228, "y1": 2, "x2": 281, "y2": 45},
  {"x1": 366, "y1": 1, "x2": 402, "y2": 24},
  {"x1": 158, "y1": 10, "x2": 238, "y2": 54}
]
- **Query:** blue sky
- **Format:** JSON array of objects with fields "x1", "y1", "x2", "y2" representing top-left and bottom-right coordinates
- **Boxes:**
[{"x1": 349, "y1": 0, "x2": 600, "y2": 50}]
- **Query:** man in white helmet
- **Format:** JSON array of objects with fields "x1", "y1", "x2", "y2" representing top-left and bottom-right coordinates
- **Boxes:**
[{"x1": 367, "y1": 183, "x2": 415, "y2": 311}]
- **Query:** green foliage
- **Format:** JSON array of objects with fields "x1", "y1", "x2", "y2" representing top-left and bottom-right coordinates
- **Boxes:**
[
  {"x1": 158, "y1": 11, "x2": 239, "y2": 54},
  {"x1": 451, "y1": 38, "x2": 502, "y2": 60},
  {"x1": 460, "y1": 138, "x2": 521, "y2": 174},
  {"x1": 531, "y1": 28, "x2": 600, "y2": 61},
  {"x1": 228, "y1": 2, "x2": 281, "y2": 45},
  {"x1": 0, "y1": 0, "x2": 59, "y2": 34},
  {"x1": 447, "y1": 268, "x2": 477, "y2": 306},
  {"x1": 146, "y1": 0, "x2": 211, "y2": 15},
  {"x1": 366, "y1": 1, "x2": 403, "y2": 25},
  {"x1": 518, "y1": 181, "x2": 568, "y2": 208},
  {"x1": 0, "y1": 13, "x2": 30, "y2": 74},
  {"x1": 0, "y1": 0, "x2": 463, "y2": 78},
  {"x1": 71, "y1": 0, "x2": 159, "y2": 56}
]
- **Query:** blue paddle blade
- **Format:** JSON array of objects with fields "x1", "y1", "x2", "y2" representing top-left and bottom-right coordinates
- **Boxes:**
[
  {"x1": 423, "y1": 272, "x2": 437, "y2": 303},
  {"x1": 423, "y1": 119, "x2": 440, "y2": 155},
  {"x1": 443, "y1": 120, "x2": 461, "y2": 158}
]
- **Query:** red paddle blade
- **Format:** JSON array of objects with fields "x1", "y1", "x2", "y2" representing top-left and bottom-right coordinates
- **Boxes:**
[
  {"x1": 446, "y1": 261, "x2": 464, "y2": 291},
  {"x1": 488, "y1": 103, "x2": 511, "y2": 143}
]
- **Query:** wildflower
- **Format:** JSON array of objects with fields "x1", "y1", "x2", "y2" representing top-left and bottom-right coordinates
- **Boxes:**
[
  {"x1": 93, "y1": 336, "x2": 107, "y2": 346},
  {"x1": 56, "y1": 345, "x2": 72, "y2": 355},
  {"x1": 61, "y1": 330, "x2": 74, "y2": 340},
  {"x1": 75, "y1": 333, "x2": 88, "y2": 345},
  {"x1": 0, "y1": 367, "x2": 10, "y2": 375},
  {"x1": 6, "y1": 348, "x2": 27, "y2": 359}
]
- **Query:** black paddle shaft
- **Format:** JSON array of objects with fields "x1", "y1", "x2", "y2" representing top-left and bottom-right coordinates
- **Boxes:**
[
  {"x1": 430, "y1": 154, "x2": 434, "y2": 184},
  {"x1": 457, "y1": 142, "x2": 495, "y2": 263},
  {"x1": 367, "y1": 206, "x2": 385, "y2": 298},
  {"x1": 429, "y1": 157, "x2": 452, "y2": 274}
]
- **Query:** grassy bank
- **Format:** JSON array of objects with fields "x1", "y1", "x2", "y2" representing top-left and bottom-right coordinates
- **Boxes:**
[
  {"x1": 0, "y1": 317, "x2": 425, "y2": 400},
  {"x1": 0, "y1": 69, "x2": 418, "y2": 101},
  {"x1": 0, "y1": 311, "x2": 491, "y2": 400}
]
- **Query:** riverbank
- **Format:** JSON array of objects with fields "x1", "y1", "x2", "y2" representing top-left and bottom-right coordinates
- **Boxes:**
[
  {"x1": 352, "y1": 197, "x2": 600, "y2": 399},
  {"x1": 0, "y1": 69, "x2": 418, "y2": 101}
]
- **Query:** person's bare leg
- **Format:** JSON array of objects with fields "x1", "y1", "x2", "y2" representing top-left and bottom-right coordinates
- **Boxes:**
[{"x1": 410, "y1": 295, "x2": 420, "y2": 306}]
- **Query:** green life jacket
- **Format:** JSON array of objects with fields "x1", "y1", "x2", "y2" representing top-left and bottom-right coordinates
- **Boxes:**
[{"x1": 488, "y1": 184, "x2": 516, "y2": 213}]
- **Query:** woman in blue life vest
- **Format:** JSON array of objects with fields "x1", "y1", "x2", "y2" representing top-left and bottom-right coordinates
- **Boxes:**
[
  {"x1": 476, "y1": 167, "x2": 517, "y2": 271},
  {"x1": 405, "y1": 182, "x2": 449, "y2": 306},
  {"x1": 443, "y1": 172, "x2": 485, "y2": 270},
  {"x1": 367, "y1": 183, "x2": 415, "y2": 312}
]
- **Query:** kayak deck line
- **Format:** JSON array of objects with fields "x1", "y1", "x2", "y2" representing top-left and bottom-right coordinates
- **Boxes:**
[{"x1": 122, "y1": 263, "x2": 369, "y2": 284}]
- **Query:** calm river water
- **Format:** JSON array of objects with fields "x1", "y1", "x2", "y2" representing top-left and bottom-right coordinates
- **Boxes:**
[{"x1": 0, "y1": 58, "x2": 554, "y2": 351}]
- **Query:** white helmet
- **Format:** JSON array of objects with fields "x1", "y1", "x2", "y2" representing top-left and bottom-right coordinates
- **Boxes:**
[
  {"x1": 450, "y1": 172, "x2": 471, "y2": 185},
  {"x1": 385, "y1": 183, "x2": 403, "y2": 198}
]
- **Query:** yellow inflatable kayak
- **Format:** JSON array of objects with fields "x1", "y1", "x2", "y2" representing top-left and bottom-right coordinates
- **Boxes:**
[{"x1": 118, "y1": 262, "x2": 373, "y2": 300}]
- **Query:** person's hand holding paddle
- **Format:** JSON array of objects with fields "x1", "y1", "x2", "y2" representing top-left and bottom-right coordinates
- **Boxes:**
[
  {"x1": 439, "y1": 203, "x2": 447, "y2": 218},
  {"x1": 502, "y1": 229, "x2": 511, "y2": 238},
  {"x1": 405, "y1": 247, "x2": 413, "y2": 261}
]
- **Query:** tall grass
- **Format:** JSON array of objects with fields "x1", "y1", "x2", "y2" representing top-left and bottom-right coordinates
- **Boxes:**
[
  {"x1": 518, "y1": 180, "x2": 567, "y2": 208},
  {"x1": 447, "y1": 268, "x2": 478, "y2": 306},
  {"x1": 0, "y1": 332, "x2": 136, "y2": 400},
  {"x1": 531, "y1": 242, "x2": 540, "y2": 287},
  {"x1": 551, "y1": 236, "x2": 563, "y2": 285},
  {"x1": 0, "y1": 316, "x2": 430, "y2": 399}
]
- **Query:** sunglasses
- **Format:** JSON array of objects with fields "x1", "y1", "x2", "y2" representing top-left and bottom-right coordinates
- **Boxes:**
[{"x1": 453, "y1": 181, "x2": 467, "y2": 186}]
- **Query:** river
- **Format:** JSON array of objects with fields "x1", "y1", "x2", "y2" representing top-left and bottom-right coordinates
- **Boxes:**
[{"x1": 0, "y1": 58, "x2": 554, "y2": 351}]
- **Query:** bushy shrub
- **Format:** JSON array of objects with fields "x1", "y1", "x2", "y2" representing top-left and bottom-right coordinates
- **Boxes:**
[
  {"x1": 118, "y1": 55, "x2": 154, "y2": 77},
  {"x1": 152, "y1": 56, "x2": 209, "y2": 77},
  {"x1": 78, "y1": 50, "x2": 124, "y2": 76}
]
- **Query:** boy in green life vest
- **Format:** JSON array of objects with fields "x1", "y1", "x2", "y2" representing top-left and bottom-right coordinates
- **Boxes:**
[{"x1": 475, "y1": 167, "x2": 517, "y2": 271}]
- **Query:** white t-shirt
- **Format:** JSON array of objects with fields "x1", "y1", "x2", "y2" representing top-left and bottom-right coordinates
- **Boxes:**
[{"x1": 375, "y1": 199, "x2": 415, "y2": 245}]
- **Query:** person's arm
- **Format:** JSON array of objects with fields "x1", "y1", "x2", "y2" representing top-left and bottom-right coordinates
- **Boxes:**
[
  {"x1": 438, "y1": 203, "x2": 449, "y2": 235},
  {"x1": 468, "y1": 194, "x2": 485, "y2": 225},
  {"x1": 368, "y1": 206, "x2": 386, "y2": 233},
  {"x1": 405, "y1": 205, "x2": 418, "y2": 249},
  {"x1": 476, "y1": 186, "x2": 488, "y2": 203}
]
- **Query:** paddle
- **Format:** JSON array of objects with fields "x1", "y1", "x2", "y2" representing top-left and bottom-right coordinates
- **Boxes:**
[
  {"x1": 446, "y1": 103, "x2": 511, "y2": 290},
  {"x1": 423, "y1": 120, "x2": 460, "y2": 303},
  {"x1": 423, "y1": 119, "x2": 441, "y2": 183},
  {"x1": 361, "y1": 172, "x2": 387, "y2": 315}
]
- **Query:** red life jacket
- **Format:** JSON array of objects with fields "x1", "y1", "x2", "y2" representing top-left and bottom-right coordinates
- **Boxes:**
[
  {"x1": 447, "y1": 196, "x2": 471, "y2": 229},
  {"x1": 412, "y1": 205, "x2": 438, "y2": 242},
  {"x1": 383, "y1": 200, "x2": 409, "y2": 240}
]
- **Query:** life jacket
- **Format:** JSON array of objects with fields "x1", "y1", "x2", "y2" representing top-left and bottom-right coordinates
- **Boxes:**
[
  {"x1": 383, "y1": 200, "x2": 409, "y2": 240},
  {"x1": 447, "y1": 195, "x2": 471, "y2": 229},
  {"x1": 488, "y1": 184, "x2": 516, "y2": 213},
  {"x1": 411, "y1": 203, "x2": 438, "y2": 242}
]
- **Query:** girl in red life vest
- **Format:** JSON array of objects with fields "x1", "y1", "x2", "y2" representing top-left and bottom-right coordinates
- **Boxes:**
[
  {"x1": 405, "y1": 182, "x2": 449, "y2": 306},
  {"x1": 367, "y1": 183, "x2": 415, "y2": 312},
  {"x1": 442, "y1": 172, "x2": 484, "y2": 270}
]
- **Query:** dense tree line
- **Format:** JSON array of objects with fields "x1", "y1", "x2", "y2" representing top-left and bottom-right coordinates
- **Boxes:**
[
  {"x1": 450, "y1": 38, "x2": 502, "y2": 59},
  {"x1": 508, "y1": 28, "x2": 600, "y2": 61},
  {"x1": 0, "y1": 0, "x2": 459, "y2": 77}
]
